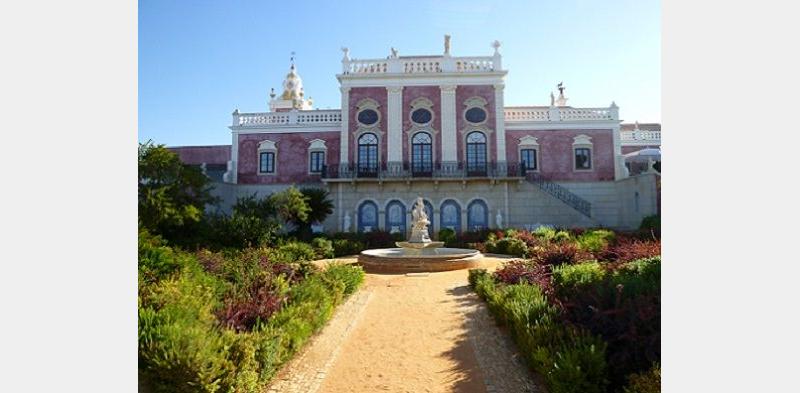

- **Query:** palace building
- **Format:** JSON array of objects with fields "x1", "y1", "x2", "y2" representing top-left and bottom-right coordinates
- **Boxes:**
[{"x1": 170, "y1": 37, "x2": 661, "y2": 234}]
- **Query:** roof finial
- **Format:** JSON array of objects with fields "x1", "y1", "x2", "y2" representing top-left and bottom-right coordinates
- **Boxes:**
[
  {"x1": 290, "y1": 51, "x2": 296, "y2": 69},
  {"x1": 556, "y1": 82, "x2": 568, "y2": 107},
  {"x1": 491, "y1": 40, "x2": 501, "y2": 55},
  {"x1": 444, "y1": 34, "x2": 451, "y2": 55}
]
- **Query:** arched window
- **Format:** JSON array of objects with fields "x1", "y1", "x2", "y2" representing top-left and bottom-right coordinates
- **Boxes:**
[
  {"x1": 440, "y1": 199, "x2": 462, "y2": 233},
  {"x1": 358, "y1": 201, "x2": 378, "y2": 233},
  {"x1": 385, "y1": 200, "x2": 406, "y2": 234},
  {"x1": 466, "y1": 131, "x2": 487, "y2": 175},
  {"x1": 467, "y1": 200, "x2": 488, "y2": 231},
  {"x1": 357, "y1": 133, "x2": 379, "y2": 176},
  {"x1": 411, "y1": 132, "x2": 433, "y2": 175}
]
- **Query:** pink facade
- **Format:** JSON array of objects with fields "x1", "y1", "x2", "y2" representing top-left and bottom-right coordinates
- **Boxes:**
[
  {"x1": 168, "y1": 145, "x2": 230, "y2": 165},
  {"x1": 402, "y1": 86, "x2": 442, "y2": 163},
  {"x1": 506, "y1": 129, "x2": 616, "y2": 181},
  {"x1": 236, "y1": 131, "x2": 340, "y2": 184},
  {"x1": 348, "y1": 87, "x2": 388, "y2": 164},
  {"x1": 456, "y1": 85, "x2": 498, "y2": 163}
]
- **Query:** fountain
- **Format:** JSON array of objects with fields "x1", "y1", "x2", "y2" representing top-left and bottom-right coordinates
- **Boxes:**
[{"x1": 358, "y1": 197, "x2": 483, "y2": 273}]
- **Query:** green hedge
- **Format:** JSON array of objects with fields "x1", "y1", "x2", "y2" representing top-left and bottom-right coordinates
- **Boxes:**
[
  {"x1": 469, "y1": 270, "x2": 608, "y2": 393},
  {"x1": 138, "y1": 234, "x2": 366, "y2": 392}
]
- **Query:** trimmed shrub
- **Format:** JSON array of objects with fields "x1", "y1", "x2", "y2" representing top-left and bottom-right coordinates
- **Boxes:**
[
  {"x1": 639, "y1": 215, "x2": 660, "y2": 232},
  {"x1": 275, "y1": 241, "x2": 317, "y2": 262},
  {"x1": 331, "y1": 238, "x2": 365, "y2": 257},
  {"x1": 533, "y1": 242, "x2": 586, "y2": 266},
  {"x1": 310, "y1": 237, "x2": 334, "y2": 259},
  {"x1": 470, "y1": 277, "x2": 608, "y2": 393},
  {"x1": 492, "y1": 260, "x2": 552, "y2": 293},
  {"x1": 577, "y1": 229, "x2": 616, "y2": 255},
  {"x1": 323, "y1": 264, "x2": 365, "y2": 296},
  {"x1": 552, "y1": 261, "x2": 606, "y2": 295},
  {"x1": 487, "y1": 237, "x2": 528, "y2": 257},
  {"x1": 438, "y1": 228, "x2": 457, "y2": 245}
]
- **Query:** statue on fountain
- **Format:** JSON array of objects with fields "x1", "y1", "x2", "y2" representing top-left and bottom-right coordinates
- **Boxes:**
[{"x1": 396, "y1": 197, "x2": 444, "y2": 250}]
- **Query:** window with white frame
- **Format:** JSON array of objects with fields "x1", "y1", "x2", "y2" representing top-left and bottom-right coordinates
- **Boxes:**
[
  {"x1": 257, "y1": 140, "x2": 277, "y2": 174},
  {"x1": 307, "y1": 139, "x2": 327, "y2": 174},
  {"x1": 572, "y1": 135, "x2": 593, "y2": 171},
  {"x1": 518, "y1": 135, "x2": 539, "y2": 171}
]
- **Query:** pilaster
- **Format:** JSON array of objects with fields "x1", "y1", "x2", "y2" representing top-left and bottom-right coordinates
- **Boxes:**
[
  {"x1": 494, "y1": 83, "x2": 507, "y2": 174},
  {"x1": 440, "y1": 84, "x2": 458, "y2": 163},
  {"x1": 340, "y1": 86, "x2": 351, "y2": 165},
  {"x1": 387, "y1": 86, "x2": 403, "y2": 167}
]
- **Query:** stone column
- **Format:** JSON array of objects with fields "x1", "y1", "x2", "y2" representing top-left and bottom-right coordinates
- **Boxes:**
[
  {"x1": 494, "y1": 83, "x2": 507, "y2": 175},
  {"x1": 339, "y1": 86, "x2": 351, "y2": 166},
  {"x1": 387, "y1": 86, "x2": 403, "y2": 173},
  {"x1": 440, "y1": 84, "x2": 458, "y2": 165}
]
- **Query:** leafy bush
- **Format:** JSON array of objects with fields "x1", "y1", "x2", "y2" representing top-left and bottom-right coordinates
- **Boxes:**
[
  {"x1": 639, "y1": 215, "x2": 660, "y2": 232},
  {"x1": 577, "y1": 229, "x2": 616, "y2": 255},
  {"x1": 533, "y1": 242, "x2": 587, "y2": 266},
  {"x1": 469, "y1": 273, "x2": 608, "y2": 393},
  {"x1": 331, "y1": 238, "x2": 366, "y2": 257},
  {"x1": 552, "y1": 261, "x2": 606, "y2": 295},
  {"x1": 310, "y1": 237, "x2": 334, "y2": 259},
  {"x1": 492, "y1": 260, "x2": 551, "y2": 292},
  {"x1": 438, "y1": 228, "x2": 456, "y2": 245},
  {"x1": 275, "y1": 241, "x2": 317, "y2": 262},
  {"x1": 139, "y1": 237, "x2": 365, "y2": 392},
  {"x1": 486, "y1": 237, "x2": 528, "y2": 257},
  {"x1": 323, "y1": 264, "x2": 365, "y2": 296},
  {"x1": 623, "y1": 363, "x2": 661, "y2": 393},
  {"x1": 604, "y1": 239, "x2": 661, "y2": 262}
]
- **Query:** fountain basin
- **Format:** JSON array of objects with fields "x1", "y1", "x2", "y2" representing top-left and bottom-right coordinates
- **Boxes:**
[{"x1": 358, "y1": 247, "x2": 483, "y2": 273}]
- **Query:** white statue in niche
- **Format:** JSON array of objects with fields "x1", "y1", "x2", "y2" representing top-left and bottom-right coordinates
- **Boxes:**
[
  {"x1": 496, "y1": 210, "x2": 503, "y2": 228},
  {"x1": 342, "y1": 211, "x2": 351, "y2": 232}
]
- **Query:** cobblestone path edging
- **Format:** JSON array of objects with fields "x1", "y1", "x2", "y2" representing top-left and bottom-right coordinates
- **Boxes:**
[
  {"x1": 454, "y1": 282, "x2": 542, "y2": 392},
  {"x1": 265, "y1": 289, "x2": 373, "y2": 393}
]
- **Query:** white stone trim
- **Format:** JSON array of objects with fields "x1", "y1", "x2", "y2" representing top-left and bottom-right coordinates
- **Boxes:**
[
  {"x1": 572, "y1": 135, "x2": 594, "y2": 172},
  {"x1": 307, "y1": 139, "x2": 327, "y2": 175},
  {"x1": 386, "y1": 86, "x2": 403, "y2": 163},
  {"x1": 462, "y1": 96, "x2": 489, "y2": 126},
  {"x1": 517, "y1": 136, "x2": 540, "y2": 172},
  {"x1": 409, "y1": 97, "x2": 435, "y2": 127},
  {"x1": 337, "y1": 72, "x2": 507, "y2": 89},
  {"x1": 494, "y1": 84, "x2": 507, "y2": 164},
  {"x1": 504, "y1": 121, "x2": 619, "y2": 131},
  {"x1": 407, "y1": 129, "x2": 437, "y2": 167},
  {"x1": 355, "y1": 130, "x2": 382, "y2": 167},
  {"x1": 355, "y1": 98, "x2": 381, "y2": 127},
  {"x1": 340, "y1": 86, "x2": 351, "y2": 165},
  {"x1": 440, "y1": 84, "x2": 458, "y2": 162},
  {"x1": 257, "y1": 140, "x2": 278, "y2": 176}
]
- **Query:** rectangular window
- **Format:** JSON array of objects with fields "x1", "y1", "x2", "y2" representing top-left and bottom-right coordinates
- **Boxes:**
[
  {"x1": 520, "y1": 149, "x2": 537, "y2": 170},
  {"x1": 309, "y1": 151, "x2": 325, "y2": 173},
  {"x1": 259, "y1": 152, "x2": 275, "y2": 173},
  {"x1": 575, "y1": 148, "x2": 591, "y2": 170}
]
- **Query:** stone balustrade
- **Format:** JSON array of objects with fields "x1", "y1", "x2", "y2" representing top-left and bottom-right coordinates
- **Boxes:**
[
  {"x1": 504, "y1": 106, "x2": 619, "y2": 122},
  {"x1": 341, "y1": 55, "x2": 499, "y2": 75},
  {"x1": 621, "y1": 130, "x2": 661, "y2": 143},
  {"x1": 232, "y1": 109, "x2": 342, "y2": 127}
]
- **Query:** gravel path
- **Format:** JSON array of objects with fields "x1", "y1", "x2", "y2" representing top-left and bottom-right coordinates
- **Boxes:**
[{"x1": 266, "y1": 257, "x2": 542, "y2": 393}]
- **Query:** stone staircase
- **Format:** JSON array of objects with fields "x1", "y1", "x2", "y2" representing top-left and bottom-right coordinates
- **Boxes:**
[{"x1": 525, "y1": 173, "x2": 592, "y2": 218}]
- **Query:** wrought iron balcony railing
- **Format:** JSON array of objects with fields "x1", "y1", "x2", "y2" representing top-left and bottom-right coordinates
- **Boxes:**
[
  {"x1": 524, "y1": 172, "x2": 592, "y2": 218},
  {"x1": 320, "y1": 161, "x2": 523, "y2": 180}
]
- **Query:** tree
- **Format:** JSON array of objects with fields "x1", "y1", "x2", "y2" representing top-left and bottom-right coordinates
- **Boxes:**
[
  {"x1": 269, "y1": 186, "x2": 311, "y2": 226},
  {"x1": 138, "y1": 141, "x2": 218, "y2": 234},
  {"x1": 296, "y1": 187, "x2": 334, "y2": 239}
]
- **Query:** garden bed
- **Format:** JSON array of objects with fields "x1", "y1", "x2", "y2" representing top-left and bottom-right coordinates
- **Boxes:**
[
  {"x1": 138, "y1": 229, "x2": 365, "y2": 393},
  {"x1": 467, "y1": 226, "x2": 661, "y2": 393}
]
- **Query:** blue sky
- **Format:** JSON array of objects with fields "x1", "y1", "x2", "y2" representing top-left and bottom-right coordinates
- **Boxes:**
[{"x1": 139, "y1": 0, "x2": 660, "y2": 146}]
